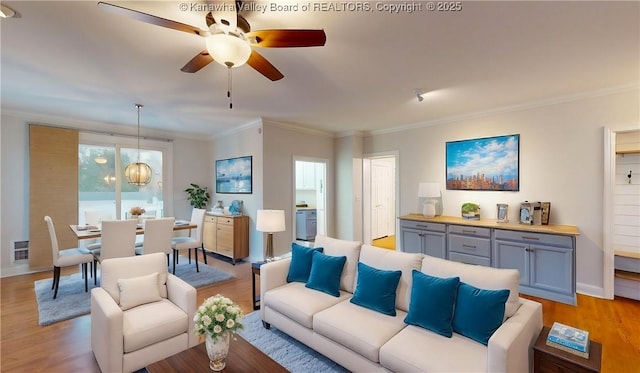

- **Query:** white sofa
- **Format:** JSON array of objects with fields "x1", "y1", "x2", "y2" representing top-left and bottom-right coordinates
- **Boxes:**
[
  {"x1": 260, "y1": 235, "x2": 543, "y2": 372},
  {"x1": 91, "y1": 252, "x2": 198, "y2": 373}
]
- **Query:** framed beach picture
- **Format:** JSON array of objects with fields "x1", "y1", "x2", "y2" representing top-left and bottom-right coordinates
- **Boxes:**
[
  {"x1": 216, "y1": 156, "x2": 252, "y2": 194},
  {"x1": 446, "y1": 134, "x2": 520, "y2": 191}
]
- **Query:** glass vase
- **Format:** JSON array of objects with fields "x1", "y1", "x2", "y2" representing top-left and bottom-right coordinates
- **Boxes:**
[{"x1": 205, "y1": 332, "x2": 230, "y2": 371}]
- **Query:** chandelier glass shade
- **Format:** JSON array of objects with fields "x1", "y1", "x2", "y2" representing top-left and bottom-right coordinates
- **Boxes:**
[
  {"x1": 125, "y1": 104, "x2": 152, "y2": 186},
  {"x1": 206, "y1": 32, "x2": 251, "y2": 67}
]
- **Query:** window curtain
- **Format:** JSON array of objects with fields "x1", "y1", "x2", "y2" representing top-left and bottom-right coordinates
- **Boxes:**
[{"x1": 29, "y1": 125, "x2": 79, "y2": 270}]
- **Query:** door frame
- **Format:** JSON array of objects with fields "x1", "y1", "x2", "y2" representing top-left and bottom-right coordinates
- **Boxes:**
[
  {"x1": 363, "y1": 151, "x2": 399, "y2": 247},
  {"x1": 292, "y1": 156, "x2": 329, "y2": 243}
]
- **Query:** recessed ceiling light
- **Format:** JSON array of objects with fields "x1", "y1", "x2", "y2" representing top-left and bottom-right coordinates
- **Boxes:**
[{"x1": 0, "y1": 4, "x2": 16, "y2": 18}]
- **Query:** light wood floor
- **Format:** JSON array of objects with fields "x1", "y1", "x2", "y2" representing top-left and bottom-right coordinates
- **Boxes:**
[{"x1": 1, "y1": 255, "x2": 639, "y2": 372}]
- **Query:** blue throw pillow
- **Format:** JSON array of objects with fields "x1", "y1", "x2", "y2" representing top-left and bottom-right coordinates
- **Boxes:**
[
  {"x1": 350, "y1": 262, "x2": 402, "y2": 316},
  {"x1": 305, "y1": 251, "x2": 346, "y2": 297},
  {"x1": 404, "y1": 270, "x2": 460, "y2": 338},
  {"x1": 286, "y1": 243, "x2": 323, "y2": 283},
  {"x1": 453, "y1": 282, "x2": 510, "y2": 345}
]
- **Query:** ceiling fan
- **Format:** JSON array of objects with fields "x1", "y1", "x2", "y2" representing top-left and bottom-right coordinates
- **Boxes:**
[{"x1": 97, "y1": 1, "x2": 326, "y2": 81}]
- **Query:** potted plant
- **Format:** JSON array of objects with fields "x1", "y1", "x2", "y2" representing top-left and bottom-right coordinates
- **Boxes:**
[{"x1": 185, "y1": 183, "x2": 210, "y2": 209}]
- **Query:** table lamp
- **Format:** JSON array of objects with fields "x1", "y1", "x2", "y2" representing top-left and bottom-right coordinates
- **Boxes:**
[
  {"x1": 418, "y1": 182, "x2": 441, "y2": 218},
  {"x1": 256, "y1": 209, "x2": 286, "y2": 262}
]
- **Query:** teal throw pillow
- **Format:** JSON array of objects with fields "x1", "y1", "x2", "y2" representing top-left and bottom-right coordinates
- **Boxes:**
[
  {"x1": 305, "y1": 251, "x2": 346, "y2": 297},
  {"x1": 404, "y1": 270, "x2": 460, "y2": 338},
  {"x1": 350, "y1": 262, "x2": 402, "y2": 316},
  {"x1": 286, "y1": 243, "x2": 323, "y2": 283},
  {"x1": 453, "y1": 282, "x2": 510, "y2": 345}
]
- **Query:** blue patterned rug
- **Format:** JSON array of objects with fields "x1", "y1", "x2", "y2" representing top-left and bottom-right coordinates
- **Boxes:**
[
  {"x1": 34, "y1": 259, "x2": 234, "y2": 326},
  {"x1": 237, "y1": 311, "x2": 348, "y2": 373}
]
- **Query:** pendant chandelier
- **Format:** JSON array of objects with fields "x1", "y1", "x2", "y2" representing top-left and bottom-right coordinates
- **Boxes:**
[{"x1": 124, "y1": 103, "x2": 152, "y2": 186}]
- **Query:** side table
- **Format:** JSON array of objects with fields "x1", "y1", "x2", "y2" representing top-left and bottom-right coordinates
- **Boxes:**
[
  {"x1": 251, "y1": 261, "x2": 266, "y2": 311},
  {"x1": 533, "y1": 326, "x2": 602, "y2": 373}
]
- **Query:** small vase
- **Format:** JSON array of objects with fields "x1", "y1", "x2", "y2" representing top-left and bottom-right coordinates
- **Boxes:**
[{"x1": 205, "y1": 332, "x2": 230, "y2": 371}]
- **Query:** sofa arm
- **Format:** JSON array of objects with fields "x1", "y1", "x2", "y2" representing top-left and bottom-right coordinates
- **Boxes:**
[
  {"x1": 488, "y1": 298, "x2": 543, "y2": 373},
  {"x1": 166, "y1": 273, "x2": 198, "y2": 347},
  {"x1": 91, "y1": 287, "x2": 124, "y2": 373},
  {"x1": 259, "y1": 258, "x2": 291, "y2": 320}
]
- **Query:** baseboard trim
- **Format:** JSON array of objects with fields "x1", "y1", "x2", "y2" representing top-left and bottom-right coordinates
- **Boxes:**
[{"x1": 576, "y1": 282, "x2": 606, "y2": 299}]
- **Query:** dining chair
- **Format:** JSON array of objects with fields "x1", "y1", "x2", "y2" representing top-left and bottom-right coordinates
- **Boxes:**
[
  {"x1": 44, "y1": 216, "x2": 94, "y2": 299},
  {"x1": 92, "y1": 219, "x2": 138, "y2": 284},
  {"x1": 84, "y1": 210, "x2": 114, "y2": 252},
  {"x1": 135, "y1": 217, "x2": 175, "y2": 267},
  {"x1": 171, "y1": 208, "x2": 206, "y2": 274}
]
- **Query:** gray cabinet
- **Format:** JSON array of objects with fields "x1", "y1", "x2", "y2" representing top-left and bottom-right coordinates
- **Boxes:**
[
  {"x1": 399, "y1": 220, "x2": 446, "y2": 259},
  {"x1": 447, "y1": 225, "x2": 492, "y2": 266},
  {"x1": 494, "y1": 229, "x2": 575, "y2": 305}
]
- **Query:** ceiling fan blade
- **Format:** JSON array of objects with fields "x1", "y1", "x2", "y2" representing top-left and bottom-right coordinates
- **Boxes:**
[
  {"x1": 97, "y1": 2, "x2": 207, "y2": 36},
  {"x1": 246, "y1": 30, "x2": 326, "y2": 48},
  {"x1": 180, "y1": 50, "x2": 214, "y2": 73},
  {"x1": 247, "y1": 50, "x2": 284, "y2": 81}
]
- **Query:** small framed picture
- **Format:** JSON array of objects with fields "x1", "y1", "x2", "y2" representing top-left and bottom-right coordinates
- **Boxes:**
[
  {"x1": 497, "y1": 204, "x2": 509, "y2": 223},
  {"x1": 519, "y1": 202, "x2": 535, "y2": 225},
  {"x1": 541, "y1": 202, "x2": 551, "y2": 225}
]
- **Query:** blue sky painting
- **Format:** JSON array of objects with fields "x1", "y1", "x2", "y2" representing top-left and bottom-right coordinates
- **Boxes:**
[{"x1": 446, "y1": 134, "x2": 519, "y2": 191}]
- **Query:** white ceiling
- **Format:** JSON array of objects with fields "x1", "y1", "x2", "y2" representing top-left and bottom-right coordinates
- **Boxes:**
[{"x1": 1, "y1": 1, "x2": 638, "y2": 138}]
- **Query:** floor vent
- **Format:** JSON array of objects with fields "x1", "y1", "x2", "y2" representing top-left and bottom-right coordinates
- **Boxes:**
[{"x1": 11, "y1": 240, "x2": 29, "y2": 262}]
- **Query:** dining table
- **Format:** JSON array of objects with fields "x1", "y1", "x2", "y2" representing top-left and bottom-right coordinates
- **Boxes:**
[{"x1": 69, "y1": 220, "x2": 196, "y2": 240}]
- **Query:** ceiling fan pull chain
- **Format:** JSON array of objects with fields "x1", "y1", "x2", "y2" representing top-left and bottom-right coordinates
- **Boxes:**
[{"x1": 227, "y1": 65, "x2": 233, "y2": 109}]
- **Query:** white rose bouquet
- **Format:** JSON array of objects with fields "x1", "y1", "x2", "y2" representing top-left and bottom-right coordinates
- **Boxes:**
[{"x1": 194, "y1": 294, "x2": 244, "y2": 342}]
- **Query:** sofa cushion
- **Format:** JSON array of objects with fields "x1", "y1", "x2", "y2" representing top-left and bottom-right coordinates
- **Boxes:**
[
  {"x1": 117, "y1": 272, "x2": 162, "y2": 311},
  {"x1": 359, "y1": 244, "x2": 422, "y2": 312},
  {"x1": 421, "y1": 255, "x2": 520, "y2": 318},
  {"x1": 306, "y1": 251, "x2": 346, "y2": 297},
  {"x1": 350, "y1": 262, "x2": 402, "y2": 316},
  {"x1": 314, "y1": 235, "x2": 361, "y2": 293},
  {"x1": 379, "y1": 324, "x2": 487, "y2": 372},
  {"x1": 453, "y1": 282, "x2": 510, "y2": 345},
  {"x1": 404, "y1": 270, "x2": 460, "y2": 338},
  {"x1": 287, "y1": 243, "x2": 323, "y2": 283},
  {"x1": 264, "y1": 282, "x2": 350, "y2": 328},
  {"x1": 314, "y1": 300, "x2": 408, "y2": 363},
  {"x1": 123, "y1": 298, "x2": 188, "y2": 353}
]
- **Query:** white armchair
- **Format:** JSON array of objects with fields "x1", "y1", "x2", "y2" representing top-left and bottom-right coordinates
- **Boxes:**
[{"x1": 91, "y1": 253, "x2": 198, "y2": 373}]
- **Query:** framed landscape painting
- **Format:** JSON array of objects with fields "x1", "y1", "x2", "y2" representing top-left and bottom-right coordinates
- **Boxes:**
[
  {"x1": 216, "y1": 156, "x2": 252, "y2": 194},
  {"x1": 446, "y1": 134, "x2": 519, "y2": 191}
]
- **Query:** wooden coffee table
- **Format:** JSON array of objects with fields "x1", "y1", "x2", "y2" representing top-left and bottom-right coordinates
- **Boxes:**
[{"x1": 147, "y1": 334, "x2": 288, "y2": 372}]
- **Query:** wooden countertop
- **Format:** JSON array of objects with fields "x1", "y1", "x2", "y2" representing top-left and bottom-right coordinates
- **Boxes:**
[{"x1": 399, "y1": 214, "x2": 579, "y2": 236}]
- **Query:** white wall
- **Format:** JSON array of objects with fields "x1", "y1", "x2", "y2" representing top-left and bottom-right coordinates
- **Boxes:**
[
  {"x1": 211, "y1": 122, "x2": 264, "y2": 261},
  {"x1": 363, "y1": 88, "x2": 640, "y2": 296},
  {"x1": 335, "y1": 134, "x2": 364, "y2": 241},
  {"x1": 262, "y1": 121, "x2": 335, "y2": 258}
]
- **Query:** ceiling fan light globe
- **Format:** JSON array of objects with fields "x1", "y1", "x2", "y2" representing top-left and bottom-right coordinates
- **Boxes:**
[
  {"x1": 125, "y1": 162, "x2": 152, "y2": 186},
  {"x1": 206, "y1": 33, "x2": 251, "y2": 67}
]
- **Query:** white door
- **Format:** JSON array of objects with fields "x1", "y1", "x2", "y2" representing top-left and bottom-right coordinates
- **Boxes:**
[{"x1": 371, "y1": 158, "x2": 395, "y2": 239}]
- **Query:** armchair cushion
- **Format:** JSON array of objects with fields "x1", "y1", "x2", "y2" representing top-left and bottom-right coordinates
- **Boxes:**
[
  {"x1": 118, "y1": 272, "x2": 162, "y2": 310},
  {"x1": 123, "y1": 299, "x2": 189, "y2": 353}
]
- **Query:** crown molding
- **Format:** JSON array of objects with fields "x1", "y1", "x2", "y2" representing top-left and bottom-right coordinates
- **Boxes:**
[
  {"x1": 365, "y1": 83, "x2": 640, "y2": 137},
  {"x1": 262, "y1": 118, "x2": 335, "y2": 138}
]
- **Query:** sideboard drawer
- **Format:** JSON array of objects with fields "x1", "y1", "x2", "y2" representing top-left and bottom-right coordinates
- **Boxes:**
[
  {"x1": 217, "y1": 217, "x2": 235, "y2": 226},
  {"x1": 495, "y1": 229, "x2": 573, "y2": 248},
  {"x1": 449, "y1": 252, "x2": 491, "y2": 267},
  {"x1": 449, "y1": 225, "x2": 491, "y2": 238},
  {"x1": 400, "y1": 220, "x2": 446, "y2": 232},
  {"x1": 449, "y1": 235, "x2": 491, "y2": 258},
  {"x1": 204, "y1": 215, "x2": 217, "y2": 224}
]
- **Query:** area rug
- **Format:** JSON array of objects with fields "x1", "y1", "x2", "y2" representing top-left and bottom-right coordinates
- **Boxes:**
[
  {"x1": 237, "y1": 311, "x2": 349, "y2": 373},
  {"x1": 34, "y1": 260, "x2": 235, "y2": 326}
]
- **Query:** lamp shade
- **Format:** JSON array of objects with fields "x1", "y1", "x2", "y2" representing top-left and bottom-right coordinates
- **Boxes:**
[
  {"x1": 418, "y1": 182, "x2": 441, "y2": 198},
  {"x1": 256, "y1": 210, "x2": 286, "y2": 233},
  {"x1": 124, "y1": 162, "x2": 152, "y2": 186},
  {"x1": 206, "y1": 33, "x2": 252, "y2": 67}
]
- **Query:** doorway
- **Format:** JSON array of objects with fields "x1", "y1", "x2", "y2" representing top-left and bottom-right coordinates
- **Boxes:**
[
  {"x1": 293, "y1": 159, "x2": 327, "y2": 243},
  {"x1": 364, "y1": 153, "x2": 398, "y2": 249}
]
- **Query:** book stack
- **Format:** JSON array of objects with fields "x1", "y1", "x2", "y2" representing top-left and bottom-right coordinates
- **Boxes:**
[{"x1": 546, "y1": 322, "x2": 590, "y2": 358}]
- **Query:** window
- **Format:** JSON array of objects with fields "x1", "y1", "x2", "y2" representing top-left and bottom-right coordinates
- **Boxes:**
[{"x1": 78, "y1": 133, "x2": 172, "y2": 224}]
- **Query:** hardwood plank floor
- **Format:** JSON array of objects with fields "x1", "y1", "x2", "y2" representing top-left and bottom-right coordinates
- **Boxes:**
[{"x1": 2, "y1": 255, "x2": 639, "y2": 372}]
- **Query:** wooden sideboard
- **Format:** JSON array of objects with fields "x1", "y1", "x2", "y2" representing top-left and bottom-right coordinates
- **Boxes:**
[
  {"x1": 203, "y1": 214, "x2": 249, "y2": 264},
  {"x1": 398, "y1": 214, "x2": 579, "y2": 305}
]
